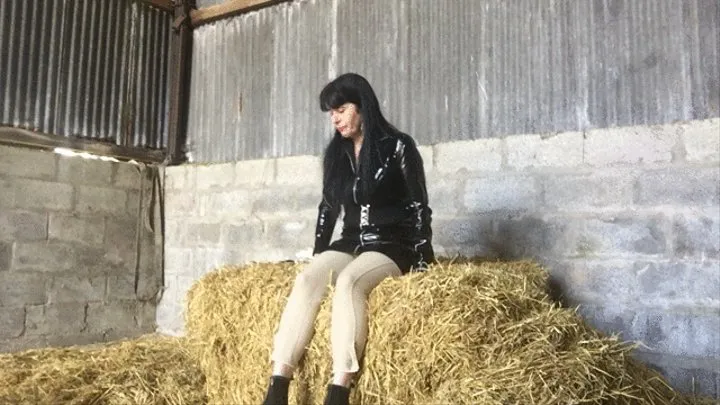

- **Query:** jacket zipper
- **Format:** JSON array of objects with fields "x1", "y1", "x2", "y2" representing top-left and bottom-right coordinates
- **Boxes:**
[
  {"x1": 347, "y1": 149, "x2": 364, "y2": 251},
  {"x1": 353, "y1": 177, "x2": 359, "y2": 204},
  {"x1": 347, "y1": 151, "x2": 359, "y2": 205}
]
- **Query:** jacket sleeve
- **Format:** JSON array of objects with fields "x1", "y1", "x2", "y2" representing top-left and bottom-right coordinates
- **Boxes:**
[
  {"x1": 397, "y1": 136, "x2": 435, "y2": 266},
  {"x1": 313, "y1": 192, "x2": 340, "y2": 255}
]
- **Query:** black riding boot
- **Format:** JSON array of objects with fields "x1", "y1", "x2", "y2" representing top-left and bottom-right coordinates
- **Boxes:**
[
  {"x1": 261, "y1": 376, "x2": 290, "y2": 405},
  {"x1": 322, "y1": 384, "x2": 350, "y2": 405}
]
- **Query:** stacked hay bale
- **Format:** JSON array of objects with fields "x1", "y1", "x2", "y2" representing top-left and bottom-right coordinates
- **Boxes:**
[
  {"x1": 185, "y1": 259, "x2": 708, "y2": 405},
  {"x1": 0, "y1": 260, "x2": 713, "y2": 404},
  {"x1": 0, "y1": 334, "x2": 206, "y2": 405}
]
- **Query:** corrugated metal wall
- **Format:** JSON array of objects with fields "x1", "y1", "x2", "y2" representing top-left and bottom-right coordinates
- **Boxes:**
[
  {"x1": 197, "y1": 0, "x2": 226, "y2": 7},
  {"x1": 187, "y1": 0, "x2": 332, "y2": 162},
  {"x1": 0, "y1": 0, "x2": 172, "y2": 150},
  {"x1": 187, "y1": 0, "x2": 720, "y2": 163}
]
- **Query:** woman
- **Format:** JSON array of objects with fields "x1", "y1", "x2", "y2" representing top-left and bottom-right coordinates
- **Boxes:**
[{"x1": 262, "y1": 73, "x2": 434, "y2": 405}]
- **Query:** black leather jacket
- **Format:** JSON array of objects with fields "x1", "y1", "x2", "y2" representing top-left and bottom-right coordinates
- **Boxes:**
[{"x1": 313, "y1": 132, "x2": 435, "y2": 273}]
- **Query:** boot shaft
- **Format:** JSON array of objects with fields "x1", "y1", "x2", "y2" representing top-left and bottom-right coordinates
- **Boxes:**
[
  {"x1": 322, "y1": 384, "x2": 350, "y2": 405},
  {"x1": 262, "y1": 376, "x2": 291, "y2": 405}
]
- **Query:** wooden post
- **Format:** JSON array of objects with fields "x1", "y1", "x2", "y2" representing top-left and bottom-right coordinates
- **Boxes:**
[{"x1": 166, "y1": 0, "x2": 195, "y2": 164}]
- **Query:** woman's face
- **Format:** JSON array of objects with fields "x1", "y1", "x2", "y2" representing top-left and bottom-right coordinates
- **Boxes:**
[{"x1": 329, "y1": 103, "x2": 362, "y2": 139}]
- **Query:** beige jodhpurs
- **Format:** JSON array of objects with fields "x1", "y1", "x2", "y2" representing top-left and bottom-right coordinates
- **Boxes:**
[{"x1": 270, "y1": 250, "x2": 401, "y2": 374}]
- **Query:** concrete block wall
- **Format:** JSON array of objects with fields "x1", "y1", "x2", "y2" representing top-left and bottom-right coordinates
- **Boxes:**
[
  {"x1": 160, "y1": 118, "x2": 720, "y2": 397},
  {"x1": 0, "y1": 145, "x2": 163, "y2": 352}
]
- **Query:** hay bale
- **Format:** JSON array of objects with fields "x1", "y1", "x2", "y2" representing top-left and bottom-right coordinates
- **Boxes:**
[
  {"x1": 0, "y1": 334, "x2": 206, "y2": 405},
  {"x1": 185, "y1": 259, "x2": 711, "y2": 405}
]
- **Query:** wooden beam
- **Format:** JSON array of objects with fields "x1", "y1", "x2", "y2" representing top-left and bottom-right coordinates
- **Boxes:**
[
  {"x1": 0, "y1": 127, "x2": 167, "y2": 164},
  {"x1": 190, "y1": 0, "x2": 290, "y2": 27},
  {"x1": 137, "y1": 0, "x2": 174, "y2": 12}
]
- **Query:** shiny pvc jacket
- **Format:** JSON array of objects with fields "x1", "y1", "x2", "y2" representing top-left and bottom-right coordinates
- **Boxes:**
[{"x1": 313, "y1": 132, "x2": 435, "y2": 273}]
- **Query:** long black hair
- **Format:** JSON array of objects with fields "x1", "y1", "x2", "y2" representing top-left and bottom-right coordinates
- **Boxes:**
[{"x1": 319, "y1": 73, "x2": 398, "y2": 203}]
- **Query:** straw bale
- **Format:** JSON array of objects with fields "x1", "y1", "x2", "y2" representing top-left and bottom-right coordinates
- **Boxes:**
[
  {"x1": 185, "y1": 259, "x2": 715, "y2": 405},
  {"x1": 0, "y1": 334, "x2": 206, "y2": 405}
]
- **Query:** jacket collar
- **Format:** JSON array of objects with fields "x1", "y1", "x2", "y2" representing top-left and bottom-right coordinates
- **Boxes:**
[
  {"x1": 342, "y1": 134, "x2": 396, "y2": 175},
  {"x1": 342, "y1": 139, "x2": 357, "y2": 174}
]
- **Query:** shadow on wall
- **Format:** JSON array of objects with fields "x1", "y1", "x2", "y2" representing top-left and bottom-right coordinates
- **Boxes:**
[
  {"x1": 447, "y1": 211, "x2": 689, "y2": 309},
  {"x1": 486, "y1": 215, "x2": 568, "y2": 305},
  {"x1": 437, "y1": 214, "x2": 569, "y2": 303}
]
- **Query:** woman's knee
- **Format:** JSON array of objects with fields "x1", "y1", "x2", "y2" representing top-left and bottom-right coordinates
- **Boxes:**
[
  {"x1": 335, "y1": 261, "x2": 399, "y2": 297},
  {"x1": 334, "y1": 271, "x2": 360, "y2": 296},
  {"x1": 292, "y1": 270, "x2": 328, "y2": 300}
]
